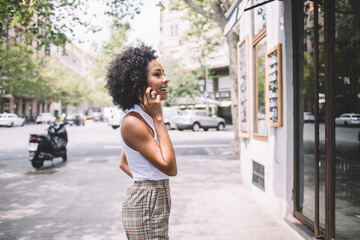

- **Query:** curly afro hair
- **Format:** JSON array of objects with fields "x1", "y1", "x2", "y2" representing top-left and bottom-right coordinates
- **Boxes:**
[{"x1": 105, "y1": 43, "x2": 158, "y2": 111}]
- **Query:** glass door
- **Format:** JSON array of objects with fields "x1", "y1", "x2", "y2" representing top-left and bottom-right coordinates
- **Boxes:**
[
  {"x1": 294, "y1": 0, "x2": 360, "y2": 239},
  {"x1": 294, "y1": 0, "x2": 326, "y2": 236}
]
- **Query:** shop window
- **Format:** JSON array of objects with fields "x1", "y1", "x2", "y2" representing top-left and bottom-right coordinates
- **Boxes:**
[{"x1": 253, "y1": 31, "x2": 267, "y2": 139}]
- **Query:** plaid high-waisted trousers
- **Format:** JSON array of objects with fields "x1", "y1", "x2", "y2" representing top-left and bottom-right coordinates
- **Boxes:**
[{"x1": 122, "y1": 179, "x2": 171, "y2": 240}]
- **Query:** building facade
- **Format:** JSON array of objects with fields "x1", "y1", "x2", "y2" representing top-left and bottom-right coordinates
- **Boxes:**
[{"x1": 233, "y1": 0, "x2": 360, "y2": 239}]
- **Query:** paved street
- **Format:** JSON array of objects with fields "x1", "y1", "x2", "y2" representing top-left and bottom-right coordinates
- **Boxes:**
[{"x1": 0, "y1": 122, "x2": 303, "y2": 240}]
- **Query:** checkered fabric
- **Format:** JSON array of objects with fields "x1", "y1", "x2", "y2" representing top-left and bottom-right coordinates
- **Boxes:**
[{"x1": 122, "y1": 179, "x2": 171, "y2": 240}]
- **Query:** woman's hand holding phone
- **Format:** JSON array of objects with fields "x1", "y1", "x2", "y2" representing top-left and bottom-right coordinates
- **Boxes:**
[{"x1": 140, "y1": 87, "x2": 163, "y2": 122}]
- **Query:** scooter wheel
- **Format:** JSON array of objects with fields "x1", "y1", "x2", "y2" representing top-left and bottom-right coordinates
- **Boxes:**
[{"x1": 31, "y1": 158, "x2": 44, "y2": 169}]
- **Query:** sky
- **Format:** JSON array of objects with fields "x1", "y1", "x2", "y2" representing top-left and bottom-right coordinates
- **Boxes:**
[{"x1": 72, "y1": 0, "x2": 160, "y2": 52}]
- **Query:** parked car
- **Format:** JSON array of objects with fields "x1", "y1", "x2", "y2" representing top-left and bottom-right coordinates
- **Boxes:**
[
  {"x1": 335, "y1": 113, "x2": 360, "y2": 126},
  {"x1": 304, "y1": 112, "x2": 315, "y2": 122},
  {"x1": 36, "y1": 112, "x2": 56, "y2": 124},
  {"x1": 93, "y1": 112, "x2": 104, "y2": 122},
  {"x1": 64, "y1": 114, "x2": 85, "y2": 126},
  {"x1": 163, "y1": 107, "x2": 179, "y2": 130},
  {"x1": 175, "y1": 110, "x2": 226, "y2": 131},
  {"x1": 108, "y1": 107, "x2": 124, "y2": 129},
  {"x1": 0, "y1": 113, "x2": 25, "y2": 127}
]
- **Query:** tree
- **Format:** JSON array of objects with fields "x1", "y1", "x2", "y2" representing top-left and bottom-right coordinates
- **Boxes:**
[
  {"x1": 90, "y1": 23, "x2": 130, "y2": 81},
  {"x1": 161, "y1": 58, "x2": 201, "y2": 106},
  {"x1": 0, "y1": 0, "x2": 142, "y2": 48},
  {"x1": 0, "y1": 41, "x2": 92, "y2": 105},
  {"x1": 0, "y1": 42, "x2": 40, "y2": 97},
  {"x1": 87, "y1": 22, "x2": 131, "y2": 108},
  {"x1": 38, "y1": 56, "x2": 92, "y2": 106},
  {"x1": 175, "y1": 3, "x2": 222, "y2": 86},
  {"x1": 169, "y1": 0, "x2": 240, "y2": 156}
]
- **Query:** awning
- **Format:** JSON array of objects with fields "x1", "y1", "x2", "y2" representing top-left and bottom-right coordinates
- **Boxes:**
[{"x1": 224, "y1": 0, "x2": 249, "y2": 36}]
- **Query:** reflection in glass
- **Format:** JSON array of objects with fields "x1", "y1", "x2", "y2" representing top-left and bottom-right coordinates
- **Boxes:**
[
  {"x1": 297, "y1": 0, "x2": 326, "y2": 227},
  {"x1": 254, "y1": 36, "x2": 267, "y2": 136},
  {"x1": 334, "y1": 1, "x2": 360, "y2": 239}
]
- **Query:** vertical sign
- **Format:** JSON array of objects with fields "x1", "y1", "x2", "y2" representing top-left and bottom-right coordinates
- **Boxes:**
[
  {"x1": 266, "y1": 44, "x2": 283, "y2": 127},
  {"x1": 237, "y1": 36, "x2": 250, "y2": 137}
]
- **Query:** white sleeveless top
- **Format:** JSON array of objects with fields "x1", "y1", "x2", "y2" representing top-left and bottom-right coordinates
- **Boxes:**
[{"x1": 120, "y1": 104, "x2": 169, "y2": 181}]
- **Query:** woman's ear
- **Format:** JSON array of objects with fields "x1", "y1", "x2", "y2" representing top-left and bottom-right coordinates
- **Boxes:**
[{"x1": 138, "y1": 86, "x2": 147, "y2": 102}]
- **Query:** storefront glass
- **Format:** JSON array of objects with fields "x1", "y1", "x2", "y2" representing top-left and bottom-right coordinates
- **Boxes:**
[
  {"x1": 297, "y1": 1, "x2": 326, "y2": 227},
  {"x1": 296, "y1": 0, "x2": 360, "y2": 238},
  {"x1": 254, "y1": 36, "x2": 267, "y2": 137},
  {"x1": 334, "y1": 0, "x2": 360, "y2": 238}
]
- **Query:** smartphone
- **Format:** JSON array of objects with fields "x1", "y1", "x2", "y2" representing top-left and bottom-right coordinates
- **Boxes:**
[{"x1": 150, "y1": 88, "x2": 157, "y2": 99}]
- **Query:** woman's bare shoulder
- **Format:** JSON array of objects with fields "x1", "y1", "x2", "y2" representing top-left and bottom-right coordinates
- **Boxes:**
[{"x1": 121, "y1": 112, "x2": 148, "y2": 137}]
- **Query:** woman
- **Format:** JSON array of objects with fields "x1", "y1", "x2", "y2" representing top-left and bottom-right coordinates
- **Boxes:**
[{"x1": 106, "y1": 44, "x2": 177, "y2": 240}]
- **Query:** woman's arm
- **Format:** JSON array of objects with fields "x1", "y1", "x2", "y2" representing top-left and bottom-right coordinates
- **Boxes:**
[
  {"x1": 119, "y1": 150, "x2": 133, "y2": 178},
  {"x1": 121, "y1": 88, "x2": 177, "y2": 176}
]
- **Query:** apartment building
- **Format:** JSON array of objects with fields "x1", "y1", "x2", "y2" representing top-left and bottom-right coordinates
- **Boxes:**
[{"x1": 159, "y1": 0, "x2": 232, "y2": 123}]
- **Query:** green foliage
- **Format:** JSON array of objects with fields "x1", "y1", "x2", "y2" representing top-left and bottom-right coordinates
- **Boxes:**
[
  {"x1": 170, "y1": 0, "x2": 222, "y2": 77},
  {"x1": 0, "y1": 0, "x2": 142, "y2": 47},
  {"x1": 0, "y1": 42, "x2": 39, "y2": 97},
  {"x1": 37, "y1": 56, "x2": 92, "y2": 106},
  {"x1": 91, "y1": 23, "x2": 130, "y2": 81},
  {"x1": 161, "y1": 58, "x2": 200, "y2": 106},
  {"x1": 88, "y1": 22, "x2": 130, "y2": 107},
  {"x1": 0, "y1": 42, "x2": 93, "y2": 106}
]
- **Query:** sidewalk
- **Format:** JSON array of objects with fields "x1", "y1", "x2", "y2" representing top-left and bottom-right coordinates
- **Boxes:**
[
  {"x1": 169, "y1": 155, "x2": 304, "y2": 240},
  {"x1": 0, "y1": 145, "x2": 305, "y2": 240}
]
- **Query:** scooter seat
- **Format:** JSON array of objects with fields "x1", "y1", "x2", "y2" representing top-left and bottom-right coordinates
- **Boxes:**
[{"x1": 39, "y1": 134, "x2": 50, "y2": 141}]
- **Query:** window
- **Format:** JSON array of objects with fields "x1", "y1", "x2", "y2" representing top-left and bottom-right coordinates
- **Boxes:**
[
  {"x1": 253, "y1": 33, "x2": 267, "y2": 139},
  {"x1": 170, "y1": 24, "x2": 178, "y2": 38}
]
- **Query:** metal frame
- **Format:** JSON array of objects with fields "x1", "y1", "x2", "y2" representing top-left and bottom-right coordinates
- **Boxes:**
[
  {"x1": 314, "y1": 0, "x2": 320, "y2": 237},
  {"x1": 324, "y1": 0, "x2": 335, "y2": 239}
]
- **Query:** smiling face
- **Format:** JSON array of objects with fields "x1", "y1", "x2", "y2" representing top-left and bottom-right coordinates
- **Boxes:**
[{"x1": 147, "y1": 59, "x2": 169, "y2": 100}]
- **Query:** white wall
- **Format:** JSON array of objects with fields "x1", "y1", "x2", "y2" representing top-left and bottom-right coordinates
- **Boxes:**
[{"x1": 238, "y1": 0, "x2": 293, "y2": 218}]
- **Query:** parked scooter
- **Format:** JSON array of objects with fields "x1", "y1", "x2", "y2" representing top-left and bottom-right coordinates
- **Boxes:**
[{"x1": 28, "y1": 122, "x2": 68, "y2": 169}]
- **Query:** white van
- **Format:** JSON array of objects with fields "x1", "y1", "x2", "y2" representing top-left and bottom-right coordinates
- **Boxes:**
[
  {"x1": 163, "y1": 107, "x2": 179, "y2": 130},
  {"x1": 107, "y1": 107, "x2": 124, "y2": 129}
]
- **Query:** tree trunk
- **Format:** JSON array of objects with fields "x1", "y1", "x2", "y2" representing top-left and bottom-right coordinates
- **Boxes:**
[{"x1": 226, "y1": 31, "x2": 240, "y2": 159}]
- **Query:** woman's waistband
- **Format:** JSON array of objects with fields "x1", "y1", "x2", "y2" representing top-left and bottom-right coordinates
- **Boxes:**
[{"x1": 133, "y1": 179, "x2": 170, "y2": 189}]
